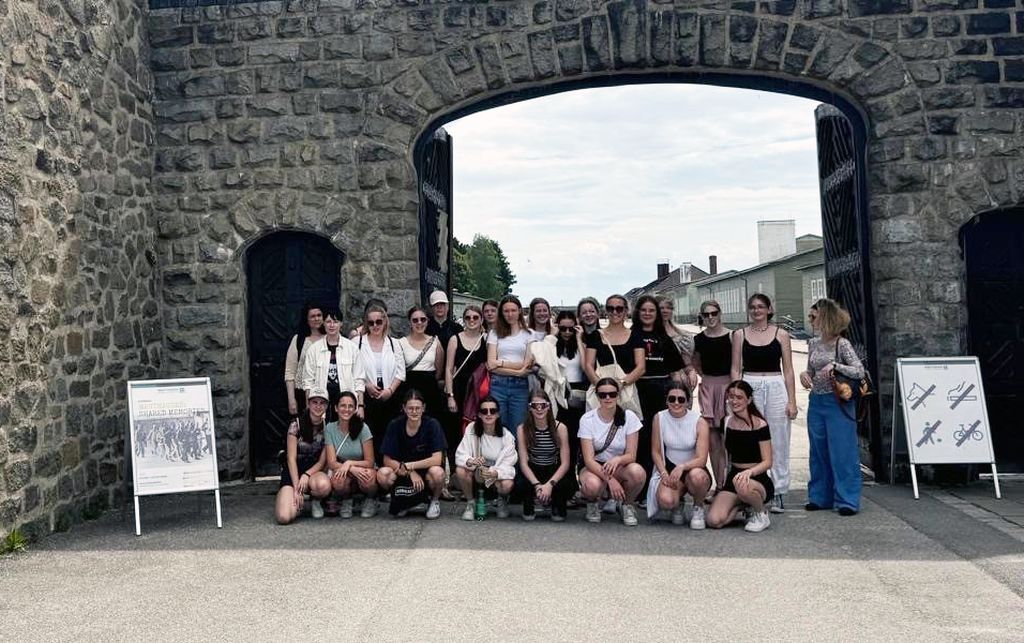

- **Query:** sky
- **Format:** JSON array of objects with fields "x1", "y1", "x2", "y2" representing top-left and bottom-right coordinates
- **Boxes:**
[{"x1": 443, "y1": 83, "x2": 824, "y2": 308}]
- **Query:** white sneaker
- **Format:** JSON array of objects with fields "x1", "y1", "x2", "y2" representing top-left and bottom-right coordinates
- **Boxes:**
[
  {"x1": 496, "y1": 496, "x2": 509, "y2": 519},
  {"x1": 770, "y1": 494, "x2": 785, "y2": 514},
  {"x1": 690, "y1": 505, "x2": 706, "y2": 530},
  {"x1": 602, "y1": 498, "x2": 618, "y2": 514},
  {"x1": 359, "y1": 498, "x2": 377, "y2": 518},
  {"x1": 585, "y1": 502, "x2": 602, "y2": 523},
  {"x1": 671, "y1": 505, "x2": 686, "y2": 526},
  {"x1": 744, "y1": 510, "x2": 770, "y2": 533},
  {"x1": 426, "y1": 500, "x2": 441, "y2": 520},
  {"x1": 339, "y1": 498, "x2": 353, "y2": 519},
  {"x1": 461, "y1": 502, "x2": 474, "y2": 521},
  {"x1": 621, "y1": 503, "x2": 638, "y2": 526},
  {"x1": 310, "y1": 499, "x2": 324, "y2": 519}
]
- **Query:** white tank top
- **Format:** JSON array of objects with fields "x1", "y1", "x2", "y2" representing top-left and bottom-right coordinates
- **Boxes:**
[{"x1": 657, "y1": 409, "x2": 699, "y2": 465}]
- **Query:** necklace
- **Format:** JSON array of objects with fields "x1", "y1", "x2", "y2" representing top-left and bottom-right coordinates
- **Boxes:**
[{"x1": 750, "y1": 324, "x2": 769, "y2": 333}]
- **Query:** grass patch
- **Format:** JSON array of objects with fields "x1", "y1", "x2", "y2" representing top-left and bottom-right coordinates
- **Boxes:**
[{"x1": 1, "y1": 529, "x2": 28, "y2": 555}]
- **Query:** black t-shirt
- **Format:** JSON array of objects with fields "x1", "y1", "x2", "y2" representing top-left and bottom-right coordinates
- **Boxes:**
[
  {"x1": 725, "y1": 423, "x2": 771, "y2": 463},
  {"x1": 426, "y1": 318, "x2": 464, "y2": 351},
  {"x1": 584, "y1": 329, "x2": 644, "y2": 374},
  {"x1": 694, "y1": 332, "x2": 732, "y2": 377},
  {"x1": 326, "y1": 343, "x2": 340, "y2": 398},
  {"x1": 634, "y1": 328, "x2": 684, "y2": 378},
  {"x1": 381, "y1": 416, "x2": 446, "y2": 465}
]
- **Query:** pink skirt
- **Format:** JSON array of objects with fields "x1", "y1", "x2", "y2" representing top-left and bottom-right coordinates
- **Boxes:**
[{"x1": 698, "y1": 374, "x2": 731, "y2": 430}]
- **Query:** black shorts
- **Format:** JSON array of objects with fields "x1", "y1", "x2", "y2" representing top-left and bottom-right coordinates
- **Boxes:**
[{"x1": 721, "y1": 466, "x2": 774, "y2": 499}]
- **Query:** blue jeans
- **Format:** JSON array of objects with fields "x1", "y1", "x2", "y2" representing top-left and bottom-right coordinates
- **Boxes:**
[
  {"x1": 489, "y1": 374, "x2": 529, "y2": 441},
  {"x1": 806, "y1": 392, "x2": 861, "y2": 512}
]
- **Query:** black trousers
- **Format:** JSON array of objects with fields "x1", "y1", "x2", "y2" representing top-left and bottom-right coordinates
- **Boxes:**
[{"x1": 516, "y1": 462, "x2": 576, "y2": 517}]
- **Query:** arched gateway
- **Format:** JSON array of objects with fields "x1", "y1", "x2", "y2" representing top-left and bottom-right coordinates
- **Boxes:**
[{"x1": 4, "y1": 0, "x2": 1024, "y2": 538}]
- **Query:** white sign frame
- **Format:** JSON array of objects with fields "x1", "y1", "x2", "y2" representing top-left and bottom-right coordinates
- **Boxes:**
[
  {"x1": 892, "y1": 357, "x2": 1001, "y2": 500},
  {"x1": 127, "y1": 377, "x2": 223, "y2": 535}
]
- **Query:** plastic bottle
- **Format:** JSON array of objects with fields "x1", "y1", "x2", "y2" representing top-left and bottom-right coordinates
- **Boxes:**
[{"x1": 475, "y1": 488, "x2": 487, "y2": 521}]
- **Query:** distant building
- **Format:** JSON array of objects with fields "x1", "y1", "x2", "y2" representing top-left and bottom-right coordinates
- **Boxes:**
[
  {"x1": 797, "y1": 259, "x2": 827, "y2": 318},
  {"x1": 452, "y1": 291, "x2": 486, "y2": 319},
  {"x1": 624, "y1": 259, "x2": 715, "y2": 323},
  {"x1": 758, "y1": 220, "x2": 797, "y2": 263}
]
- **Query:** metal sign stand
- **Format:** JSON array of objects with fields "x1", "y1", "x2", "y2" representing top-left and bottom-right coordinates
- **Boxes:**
[
  {"x1": 132, "y1": 491, "x2": 223, "y2": 537},
  {"x1": 893, "y1": 357, "x2": 1001, "y2": 500}
]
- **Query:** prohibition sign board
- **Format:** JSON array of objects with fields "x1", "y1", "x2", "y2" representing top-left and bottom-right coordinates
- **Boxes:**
[{"x1": 892, "y1": 357, "x2": 1001, "y2": 499}]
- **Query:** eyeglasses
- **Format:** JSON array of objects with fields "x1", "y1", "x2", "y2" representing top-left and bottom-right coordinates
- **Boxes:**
[
  {"x1": 367, "y1": 319, "x2": 385, "y2": 327},
  {"x1": 479, "y1": 407, "x2": 499, "y2": 416},
  {"x1": 605, "y1": 305, "x2": 626, "y2": 314},
  {"x1": 666, "y1": 395, "x2": 688, "y2": 404},
  {"x1": 529, "y1": 402, "x2": 550, "y2": 410},
  {"x1": 410, "y1": 317, "x2": 428, "y2": 324},
  {"x1": 464, "y1": 314, "x2": 480, "y2": 321},
  {"x1": 700, "y1": 310, "x2": 720, "y2": 318},
  {"x1": 748, "y1": 304, "x2": 768, "y2": 310},
  {"x1": 558, "y1": 325, "x2": 575, "y2": 332},
  {"x1": 596, "y1": 390, "x2": 618, "y2": 399}
]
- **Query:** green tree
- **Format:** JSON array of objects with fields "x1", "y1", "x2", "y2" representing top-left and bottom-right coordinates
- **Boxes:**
[{"x1": 451, "y1": 234, "x2": 516, "y2": 299}]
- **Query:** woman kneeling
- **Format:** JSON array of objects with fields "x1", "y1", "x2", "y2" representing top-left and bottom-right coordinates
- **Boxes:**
[
  {"x1": 325, "y1": 391, "x2": 379, "y2": 518},
  {"x1": 275, "y1": 387, "x2": 332, "y2": 524},
  {"x1": 578, "y1": 378, "x2": 646, "y2": 526},
  {"x1": 454, "y1": 396, "x2": 518, "y2": 520},
  {"x1": 647, "y1": 383, "x2": 712, "y2": 529},
  {"x1": 706, "y1": 380, "x2": 774, "y2": 533}
]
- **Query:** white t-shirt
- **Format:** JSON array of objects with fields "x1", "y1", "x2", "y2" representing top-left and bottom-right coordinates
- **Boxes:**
[
  {"x1": 657, "y1": 409, "x2": 699, "y2": 465},
  {"x1": 398, "y1": 336, "x2": 440, "y2": 372},
  {"x1": 578, "y1": 408, "x2": 642, "y2": 462},
  {"x1": 487, "y1": 329, "x2": 533, "y2": 363},
  {"x1": 559, "y1": 352, "x2": 584, "y2": 384}
]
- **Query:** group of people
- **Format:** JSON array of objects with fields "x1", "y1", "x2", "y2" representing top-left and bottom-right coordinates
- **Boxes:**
[{"x1": 276, "y1": 290, "x2": 866, "y2": 532}]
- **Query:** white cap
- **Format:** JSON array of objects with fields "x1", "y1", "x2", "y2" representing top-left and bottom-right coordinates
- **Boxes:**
[
  {"x1": 307, "y1": 387, "x2": 329, "y2": 402},
  {"x1": 428, "y1": 290, "x2": 449, "y2": 306}
]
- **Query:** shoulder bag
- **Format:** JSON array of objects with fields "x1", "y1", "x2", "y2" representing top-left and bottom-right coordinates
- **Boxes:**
[{"x1": 585, "y1": 330, "x2": 643, "y2": 417}]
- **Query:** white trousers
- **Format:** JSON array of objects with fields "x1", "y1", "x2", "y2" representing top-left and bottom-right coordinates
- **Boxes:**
[{"x1": 744, "y1": 373, "x2": 791, "y2": 495}]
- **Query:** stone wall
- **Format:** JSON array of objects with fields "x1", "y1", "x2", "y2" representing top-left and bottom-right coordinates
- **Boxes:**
[{"x1": 0, "y1": 0, "x2": 162, "y2": 539}]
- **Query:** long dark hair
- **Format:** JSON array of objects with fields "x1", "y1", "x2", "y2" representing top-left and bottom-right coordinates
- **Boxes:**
[
  {"x1": 594, "y1": 377, "x2": 626, "y2": 428},
  {"x1": 554, "y1": 310, "x2": 578, "y2": 360},
  {"x1": 336, "y1": 391, "x2": 364, "y2": 439},
  {"x1": 495, "y1": 295, "x2": 526, "y2": 338},
  {"x1": 298, "y1": 404, "x2": 325, "y2": 443},
  {"x1": 474, "y1": 395, "x2": 504, "y2": 438},
  {"x1": 294, "y1": 302, "x2": 324, "y2": 354},
  {"x1": 726, "y1": 380, "x2": 767, "y2": 426},
  {"x1": 522, "y1": 389, "x2": 557, "y2": 453},
  {"x1": 632, "y1": 294, "x2": 683, "y2": 364}
]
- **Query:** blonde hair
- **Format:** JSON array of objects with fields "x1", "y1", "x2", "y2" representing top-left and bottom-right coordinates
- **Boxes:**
[{"x1": 813, "y1": 298, "x2": 850, "y2": 339}]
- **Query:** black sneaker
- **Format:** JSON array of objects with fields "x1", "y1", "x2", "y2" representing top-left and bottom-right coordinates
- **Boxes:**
[{"x1": 838, "y1": 507, "x2": 857, "y2": 516}]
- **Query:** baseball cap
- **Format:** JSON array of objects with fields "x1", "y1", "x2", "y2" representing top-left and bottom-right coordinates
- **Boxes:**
[{"x1": 428, "y1": 290, "x2": 449, "y2": 306}]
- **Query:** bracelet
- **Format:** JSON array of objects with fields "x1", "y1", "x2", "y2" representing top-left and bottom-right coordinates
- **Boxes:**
[{"x1": 533, "y1": 482, "x2": 542, "y2": 488}]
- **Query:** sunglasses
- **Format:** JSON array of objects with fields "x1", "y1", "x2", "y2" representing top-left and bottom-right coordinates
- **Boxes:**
[
  {"x1": 596, "y1": 390, "x2": 618, "y2": 399},
  {"x1": 479, "y1": 407, "x2": 499, "y2": 416},
  {"x1": 558, "y1": 325, "x2": 575, "y2": 332},
  {"x1": 605, "y1": 305, "x2": 626, "y2": 314},
  {"x1": 700, "y1": 310, "x2": 720, "y2": 318},
  {"x1": 464, "y1": 314, "x2": 480, "y2": 321},
  {"x1": 410, "y1": 317, "x2": 428, "y2": 323},
  {"x1": 666, "y1": 395, "x2": 688, "y2": 404},
  {"x1": 529, "y1": 402, "x2": 550, "y2": 410},
  {"x1": 367, "y1": 319, "x2": 385, "y2": 327}
]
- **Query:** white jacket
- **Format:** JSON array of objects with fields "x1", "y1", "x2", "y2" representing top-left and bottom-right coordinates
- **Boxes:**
[
  {"x1": 355, "y1": 334, "x2": 405, "y2": 388},
  {"x1": 300, "y1": 336, "x2": 366, "y2": 394},
  {"x1": 455, "y1": 426, "x2": 518, "y2": 480},
  {"x1": 530, "y1": 336, "x2": 567, "y2": 414}
]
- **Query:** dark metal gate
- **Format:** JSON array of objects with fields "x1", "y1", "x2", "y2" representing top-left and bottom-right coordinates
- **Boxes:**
[
  {"x1": 814, "y1": 104, "x2": 882, "y2": 478},
  {"x1": 247, "y1": 232, "x2": 343, "y2": 476},
  {"x1": 416, "y1": 128, "x2": 454, "y2": 304},
  {"x1": 960, "y1": 210, "x2": 1024, "y2": 472}
]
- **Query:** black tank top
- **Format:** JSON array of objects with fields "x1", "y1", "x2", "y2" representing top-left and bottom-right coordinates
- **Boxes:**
[
  {"x1": 725, "y1": 419, "x2": 771, "y2": 463},
  {"x1": 451, "y1": 334, "x2": 486, "y2": 405},
  {"x1": 741, "y1": 328, "x2": 782, "y2": 373},
  {"x1": 694, "y1": 332, "x2": 732, "y2": 376}
]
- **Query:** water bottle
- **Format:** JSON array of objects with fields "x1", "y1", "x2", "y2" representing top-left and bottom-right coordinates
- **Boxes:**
[{"x1": 474, "y1": 489, "x2": 487, "y2": 521}]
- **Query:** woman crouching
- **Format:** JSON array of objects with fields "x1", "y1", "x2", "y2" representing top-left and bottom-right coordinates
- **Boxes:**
[
  {"x1": 706, "y1": 380, "x2": 774, "y2": 532},
  {"x1": 647, "y1": 383, "x2": 712, "y2": 528},
  {"x1": 275, "y1": 387, "x2": 332, "y2": 524},
  {"x1": 325, "y1": 391, "x2": 379, "y2": 518},
  {"x1": 454, "y1": 396, "x2": 518, "y2": 520}
]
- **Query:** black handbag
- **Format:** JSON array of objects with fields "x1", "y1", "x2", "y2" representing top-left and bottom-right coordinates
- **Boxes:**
[{"x1": 829, "y1": 340, "x2": 874, "y2": 422}]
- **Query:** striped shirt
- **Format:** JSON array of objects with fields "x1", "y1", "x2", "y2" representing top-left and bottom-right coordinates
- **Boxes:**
[{"x1": 528, "y1": 426, "x2": 559, "y2": 467}]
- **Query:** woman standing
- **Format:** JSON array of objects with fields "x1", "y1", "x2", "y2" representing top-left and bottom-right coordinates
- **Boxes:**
[
  {"x1": 300, "y1": 307, "x2": 365, "y2": 423},
  {"x1": 527, "y1": 297, "x2": 554, "y2": 340},
  {"x1": 324, "y1": 391, "x2": 379, "y2": 518},
  {"x1": 730, "y1": 293, "x2": 797, "y2": 514},
  {"x1": 658, "y1": 296, "x2": 698, "y2": 389},
  {"x1": 486, "y1": 295, "x2": 534, "y2": 440},
  {"x1": 706, "y1": 380, "x2": 774, "y2": 533},
  {"x1": 632, "y1": 295, "x2": 685, "y2": 493},
  {"x1": 275, "y1": 387, "x2": 332, "y2": 524},
  {"x1": 554, "y1": 310, "x2": 588, "y2": 462},
  {"x1": 647, "y1": 384, "x2": 711, "y2": 528},
  {"x1": 445, "y1": 305, "x2": 487, "y2": 469},
  {"x1": 284, "y1": 303, "x2": 324, "y2": 417},
  {"x1": 398, "y1": 306, "x2": 446, "y2": 419},
  {"x1": 578, "y1": 378, "x2": 646, "y2": 526},
  {"x1": 517, "y1": 390, "x2": 574, "y2": 522},
  {"x1": 692, "y1": 299, "x2": 732, "y2": 494},
  {"x1": 454, "y1": 396, "x2": 518, "y2": 520},
  {"x1": 481, "y1": 300, "x2": 499, "y2": 333},
  {"x1": 576, "y1": 297, "x2": 601, "y2": 335},
  {"x1": 584, "y1": 295, "x2": 645, "y2": 414},
  {"x1": 800, "y1": 298, "x2": 865, "y2": 516},
  {"x1": 356, "y1": 303, "x2": 405, "y2": 460}
]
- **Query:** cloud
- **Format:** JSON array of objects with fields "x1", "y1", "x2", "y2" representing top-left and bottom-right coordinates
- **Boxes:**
[{"x1": 444, "y1": 84, "x2": 823, "y2": 306}]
